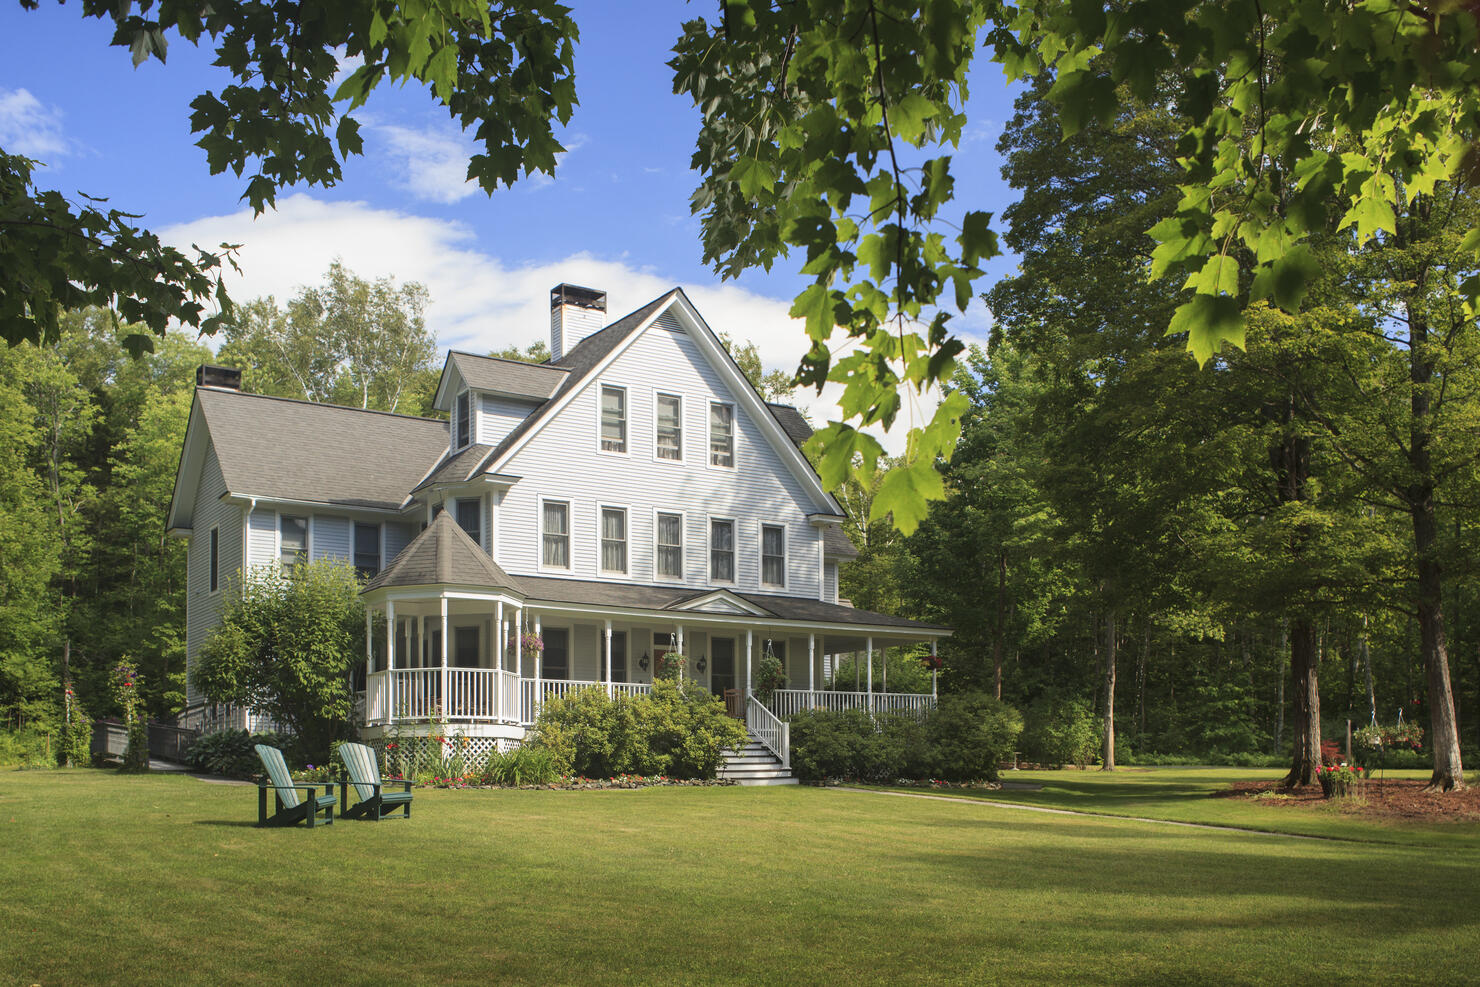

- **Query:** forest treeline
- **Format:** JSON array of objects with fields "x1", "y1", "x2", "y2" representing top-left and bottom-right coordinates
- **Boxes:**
[{"x1": 3, "y1": 81, "x2": 1477, "y2": 785}]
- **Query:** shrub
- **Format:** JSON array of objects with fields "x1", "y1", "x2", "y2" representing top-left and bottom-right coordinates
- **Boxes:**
[
  {"x1": 528, "y1": 681, "x2": 746, "y2": 779},
  {"x1": 925, "y1": 693, "x2": 1023, "y2": 783},
  {"x1": 1021, "y1": 696, "x2": 1098, "y2": 769},
  {"x1": 0, "y1": 726, "x2": 59, "y2": 769},
  {"x1": 788, "y1": 708, "x2": 874, "y2": 781},
  {"x1": 184, "y1": 728, "x2": 289, "y2": 778}
]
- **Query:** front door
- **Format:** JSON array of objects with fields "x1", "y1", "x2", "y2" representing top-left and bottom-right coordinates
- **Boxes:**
[{"x1": 710, "y1": 637, "x2": 736, "y2": 697}]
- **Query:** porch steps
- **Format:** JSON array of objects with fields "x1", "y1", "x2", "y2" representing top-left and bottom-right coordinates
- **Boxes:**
[{"x1": 719, "y1": 738, "x2": 797, "y2": 786}]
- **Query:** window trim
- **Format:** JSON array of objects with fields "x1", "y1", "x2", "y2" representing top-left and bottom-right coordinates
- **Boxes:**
[
  {"x1": 455, "y1": 389, "x2": 471, "y2": 450},
  {"x1": 598, "y1": 503, "x2": 630, "y2": 576},
  {"x1": 208, "y1": 524, "x2": 220, "y2": 595},
  {"x1": 454, "y1": 496, "x2": 483, "y2": 549},
  {"x1": 707, "y1": 400, "x2": 736, "y2": 470},
  {"x1": 539, "y1": 497, "x2": 573, "y2": 572},
  {"x1": 278, "y1": 512, "x2": 310, "y2": 572},
  {"x1": 653, "y1": 390, "x2": 684, "y2": 463},
  {"x1": 760, "y1": 523, "x2": 787, "y2": 589},
  {"x1": 708, "y1": 515, "x2": 737, "y2": 586},
  {"x1": 653, "y1": 509, "x2": 686, "y2": 582},
  {"x1": 597, "y1": 383, "x2": 629, "y2": 456}
]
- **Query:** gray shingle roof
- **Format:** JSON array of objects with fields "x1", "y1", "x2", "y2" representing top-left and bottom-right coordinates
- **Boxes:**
[
  {"x1": 197, "y1": 388, "x2": 447, "y2": 511},
  {"x1": 822, "y1": 525, "x2": 860, "y2": 560},
  {"x1": 514, "y1": 575, "x2": 944, "y2": 631},
  {"x1": 448, "y1": 352, "x2": 567, "y2": 401},
  {"x1": 767, "y1": 403, "x2": 813, "y2": 448},
  {"x1": 411, "y1": 442, "x2": 493, "y2": 493},
  {"x1": 363, "y1": 511, "x2": 523, "y2": 592}
]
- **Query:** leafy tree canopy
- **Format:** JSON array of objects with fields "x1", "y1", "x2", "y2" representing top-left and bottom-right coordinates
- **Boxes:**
[{"x1": 3, "y1": 0, "x2": 579, "y2": 352}]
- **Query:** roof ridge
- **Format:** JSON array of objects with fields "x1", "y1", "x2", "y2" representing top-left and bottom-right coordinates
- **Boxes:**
[
  {"x1": 197, "y1": 387, "x2": 447, "y2": 424},
  {"x1": 448, "y1": 350, "x2": 569, "y2": 372}
]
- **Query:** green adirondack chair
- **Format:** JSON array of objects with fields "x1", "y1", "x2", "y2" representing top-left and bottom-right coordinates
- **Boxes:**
[
  {"x1": 338, "y1": 742, "x2": 413, "y2": 821},
  {"x1": 254, "y1": 744, "x2": 337, "y2": 827}
]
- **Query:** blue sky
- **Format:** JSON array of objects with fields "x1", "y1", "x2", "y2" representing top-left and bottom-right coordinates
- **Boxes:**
[{"x1": 1, "y1": 1, "x2": 1022, "y2": 441}]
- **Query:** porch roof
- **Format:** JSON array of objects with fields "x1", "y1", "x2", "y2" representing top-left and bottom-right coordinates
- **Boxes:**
[
  {"x1": 514, "y1": 575, "x2": 949, "y2": 634},
  {"x1": 363, "y1": 511, "x2": 522, "y2": 594}
]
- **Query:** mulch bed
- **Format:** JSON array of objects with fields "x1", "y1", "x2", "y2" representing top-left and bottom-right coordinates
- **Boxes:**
[{"x1": 1216, "y1": 778, "x2": 1480, "y2": 822}]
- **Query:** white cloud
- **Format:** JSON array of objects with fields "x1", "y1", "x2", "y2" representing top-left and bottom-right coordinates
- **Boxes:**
[
  {"x1": 374, "y1": 123, "x2": 479, "y2": 204},
  {"x1": 161, "y1": 193, "x2": 949, "y2": 453},
  {"x1": 0, "y1": 87, "x2": 70, "y2": 161}
]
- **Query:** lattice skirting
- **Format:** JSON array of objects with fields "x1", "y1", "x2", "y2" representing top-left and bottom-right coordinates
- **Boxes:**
[{"x1": 368, "y1": 734, "x2": 523, "y2": 774}]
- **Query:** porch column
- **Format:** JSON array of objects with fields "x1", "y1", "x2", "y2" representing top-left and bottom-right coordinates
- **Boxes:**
[
  {"x1": 882, "y1": 645, "x2": 888, "y2": 694},
  {"x1": 515, "y1": 606, "x2": 523, "y2": 678},
  {"x1": 745, "y1": 629, "x2": 753, "y2": 700},
  {"x1": 604, "y1": 620, "x2": 613, "y2": 696},
  {"x1": 808, "y1": 634, "x2": 816, "y2": 694},
  {"x1": 364, "y1": 609, "x2": 373, "y2": 726},
  {"x1": 387, "y1": 600, "x2": 396, "y2": 674},
  {"x1": 866, "y1": 637, "x2": 874, "y2": 714},
  {"x1": 495, "y1": 600, "x2": 504, "y2": 721},
  {"x1": 534, "y1": 613, "x2": 543, "y2": 720},
  {"x1": 676, "y1": 624, "x2": 684, "y2": 682},
  {"x1": 931, "y1": 640, "x2": 938, "y2": 698},
  {"x1": 439, "y1": 596, "x2": 449, "y2": 720}
]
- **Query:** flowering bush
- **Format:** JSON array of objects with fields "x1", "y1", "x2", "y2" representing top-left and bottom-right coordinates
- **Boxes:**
[
  {"x1": 653, "y1": 650, "x2": 687, "y2": 681},
  {"x1": 111, "y1": 660, "x2": 150, "y2": 772},
  {"x1": 1354, "y1": 722, "x2": 1424, "y2": 752},
  {"x1": 1317, "y1": 763, "x2": 1368, "y2": 799}
]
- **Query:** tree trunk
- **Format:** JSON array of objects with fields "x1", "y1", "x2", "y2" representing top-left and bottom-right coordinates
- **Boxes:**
[
  {"x1": 1102, "y1": 608, "x2": 1116, "y2": 770},
  {"x1": 994, "y1": 549, "x2": 1006, "y2": 700},
  {"x1": 1407, "y1": 299, "x2": 1466, "y2": 791},
  {"x1": 1360, "y1": 615, "x2": 1376, "y2": 727},
  {"x1": 1274, "y1": 625, "x2": 1287, "y2": 754},
  {"x1": 1281, "y1": 617, "x2": 1321, "y2": 787}
]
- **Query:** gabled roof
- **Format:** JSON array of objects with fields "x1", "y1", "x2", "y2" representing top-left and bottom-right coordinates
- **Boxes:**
[
  {"x1": 767, "y1": 403, "x2": 813, "y2": 448},
  {"x1": 433, "y1": 351, "x2": 568, "y2": 409},
  {"x1": 410, "y1": 442, "x2": 494, "y2": 495},
  {"x1": 822, "y1": 525, "x2": 860, "y2": 560},
  {"x1": 460, "y1": 292, "x2": 675, "y2": 478},
  {"x1": 183, "y1": 388, "x2": 448, "y2": 514},
  {"x1": 363, "y1": 511, "x2": 523, "y2": 593}
]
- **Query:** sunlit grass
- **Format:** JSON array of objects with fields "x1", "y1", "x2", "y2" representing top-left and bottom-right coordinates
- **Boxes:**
[{"x1": 1, "y1": 769, "x2": 1476, "y2": 985}]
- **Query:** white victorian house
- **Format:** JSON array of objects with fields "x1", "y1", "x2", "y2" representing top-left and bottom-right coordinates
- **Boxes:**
[{"x1": 168, "y1": 284, "x2": 949, "y2": 770}]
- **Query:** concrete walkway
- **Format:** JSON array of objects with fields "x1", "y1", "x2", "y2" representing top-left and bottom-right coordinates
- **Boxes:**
[{"x1": 832, "y1": 786, "x2": 1332, "y2": 841}]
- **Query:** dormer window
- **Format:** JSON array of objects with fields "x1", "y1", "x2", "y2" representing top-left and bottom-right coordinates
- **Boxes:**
[
  {"x1": 455, "y1": 391, "x2": 471, "y2": 449},
  {"x1": 600, "y1": 386, "x2": 627, "y2": 453}
]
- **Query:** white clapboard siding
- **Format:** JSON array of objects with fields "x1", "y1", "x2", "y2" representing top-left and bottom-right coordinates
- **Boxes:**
[
  {"x1": 247, "y1": 509, "x2": 276, "y2": 568},
  {"x1": 384, "y1": 521, "x2": 413, "y2": 564},
  {"x1": 824, "y1": 562, "x2": 838, "y2": 604},
  {"x1": 497, "y1": 313, "x2": 822, "y2": 599},
  {"x1": 478, "y1": 394, "x2": 538, "y2": 448},
  {"x1": 185, "y1": 445, "x2": 242, "y2": 703},
  {"x1": 311, "y1": 515, "x2": 351, "y2": 562}
]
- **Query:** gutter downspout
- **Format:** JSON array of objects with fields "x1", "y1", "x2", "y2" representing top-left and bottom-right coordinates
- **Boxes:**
[{"x1": 242, "y1": 497, "x2": 256, "y2": 574}]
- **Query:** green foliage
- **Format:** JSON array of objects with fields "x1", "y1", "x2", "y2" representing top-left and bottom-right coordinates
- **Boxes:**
[
  {"x1": 184, "y1": 728, "x2": 289, "y2": 779},
  {"x1": 476, "y1": 745, "x2": 563, "y2": 787},
  {"x1": 217, "y1": 262, "x2": 440, "y2": 415},
  {"x1": 5, "y1": 1, "x2": 579, "y2": 349},
  {"x1": 925, "y1": 693, "x2": 1023, "y2": 783},
  {"x1": 753, "y1": 651, "x2": 785, "y2": 702},
  {"x1": 788, "y1": 696, "x2": 1020, "y2": 783},
  {"x1": 193, "y1": 559, "x2": 364, "y2": 760},
  {"x1": 529, "y1": 680, "x2": 748, "y2": 779},
  {"x1": 1022, "y1": 696, "x2": 1099, "y2": 770},
  {"x1": 652, "y1": 650, "x2": 687, "y2": 682}
]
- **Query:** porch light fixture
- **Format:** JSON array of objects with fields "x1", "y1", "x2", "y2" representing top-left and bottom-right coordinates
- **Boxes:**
[
  {"x1": 696, "y1": 656, "x2": 707, "y2": 674},
  {"x1": 638, "y1": 651, "x2": 650, "y2": 672}
]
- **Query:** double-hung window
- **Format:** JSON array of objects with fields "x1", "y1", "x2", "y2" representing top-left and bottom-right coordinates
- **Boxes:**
[
  {"x1": 543, "y1": 628, "x2": 570, "y2": 680},
  {"x1": 455, "y1": 498, "x2": 481, "y2": 548},
  {"x1": 601, "y1": 507, "x2": 628, "y2": 574},
  {"x1": 709, "y1": 402, "x2": 734, "y2": 467},
  {"x1": 542, "y1": 501, "x2": 570, "y2": 569},
  {"x1": 656, "y1": 393, "x2": 683, "y2": 461},
  {"x1": 710, "y1": 519, "x2": 735, "y2": 583},
  {"x1": 455, "y1": 391, "x2": 471, "y2": 449},
  {"x1": 600, "y1": 386, "x2": 627, "y2": 453},
  {"x1": 761, "y1": 524, "x2": 786, "y2": 587},
  {"x1": 354, "y1": 522, "x2": 381, "y2": 577},
  {"x1": 656, "y1": 512, "x2": 683, "y2": 579},
  {"x1": 280, "y1": 515, "x2": 307, "y2": 572}
]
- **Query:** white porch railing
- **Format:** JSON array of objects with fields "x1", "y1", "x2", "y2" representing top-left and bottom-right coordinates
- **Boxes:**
[
  {"x1": 746, "y1": 696, "x2": 790, "y2": 768},
  {"x1": 518, "y1": 678, "x2": 654, "y2": 725},
  {"x1": 768, "y1": 689, "x2": 936, "y2": 719}
]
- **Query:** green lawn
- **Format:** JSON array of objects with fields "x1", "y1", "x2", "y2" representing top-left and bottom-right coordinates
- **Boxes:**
[
  {"x1": 2, "y1": 769, "x2": 1477, "y2": 985},
  {"x1": 885, "y1": 765, "x2": 1480, "y2": 848}
]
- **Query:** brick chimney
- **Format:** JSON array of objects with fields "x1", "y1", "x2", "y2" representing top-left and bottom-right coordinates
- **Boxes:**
[{"x1": 549, "y1": 284, "x2": 607, "y2": 361}]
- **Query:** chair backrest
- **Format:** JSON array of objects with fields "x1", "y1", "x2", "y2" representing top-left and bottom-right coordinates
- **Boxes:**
[
  {"x1": 254, "y1": 744, "x2": 300, "y2": 808},
  {"x1": 339, "y1": 742, "x2": 382, "y2": 802}
]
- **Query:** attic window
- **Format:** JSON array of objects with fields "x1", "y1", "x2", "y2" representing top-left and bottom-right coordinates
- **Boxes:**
[
  {"x1": 709, "y1": 402, "x2": 735, "y2": 468},
  {"x1": 600, "y1": 386, "x2": 627, "y2": 453},
  {"x1": 455, "y1": 391, "x2": 471, "y2": 449}
]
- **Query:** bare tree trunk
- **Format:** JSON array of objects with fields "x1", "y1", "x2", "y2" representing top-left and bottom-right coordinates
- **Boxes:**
[
  {"x1": 1282, "y1": 617, "x2": 1321, "y2": 787},
  {"x1": 1274, "y1": 624, "x2": 1287, "y2": 755},
  {"x1": 1360, "y1": 615, "x2": 1376, "y2": 726},
  {"x1": 1102, "y1": 608, "x2": 1116, "y2": 771},
  {"x1": 994, "y1": 550, "x2": 1006, "y2": 700}
]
